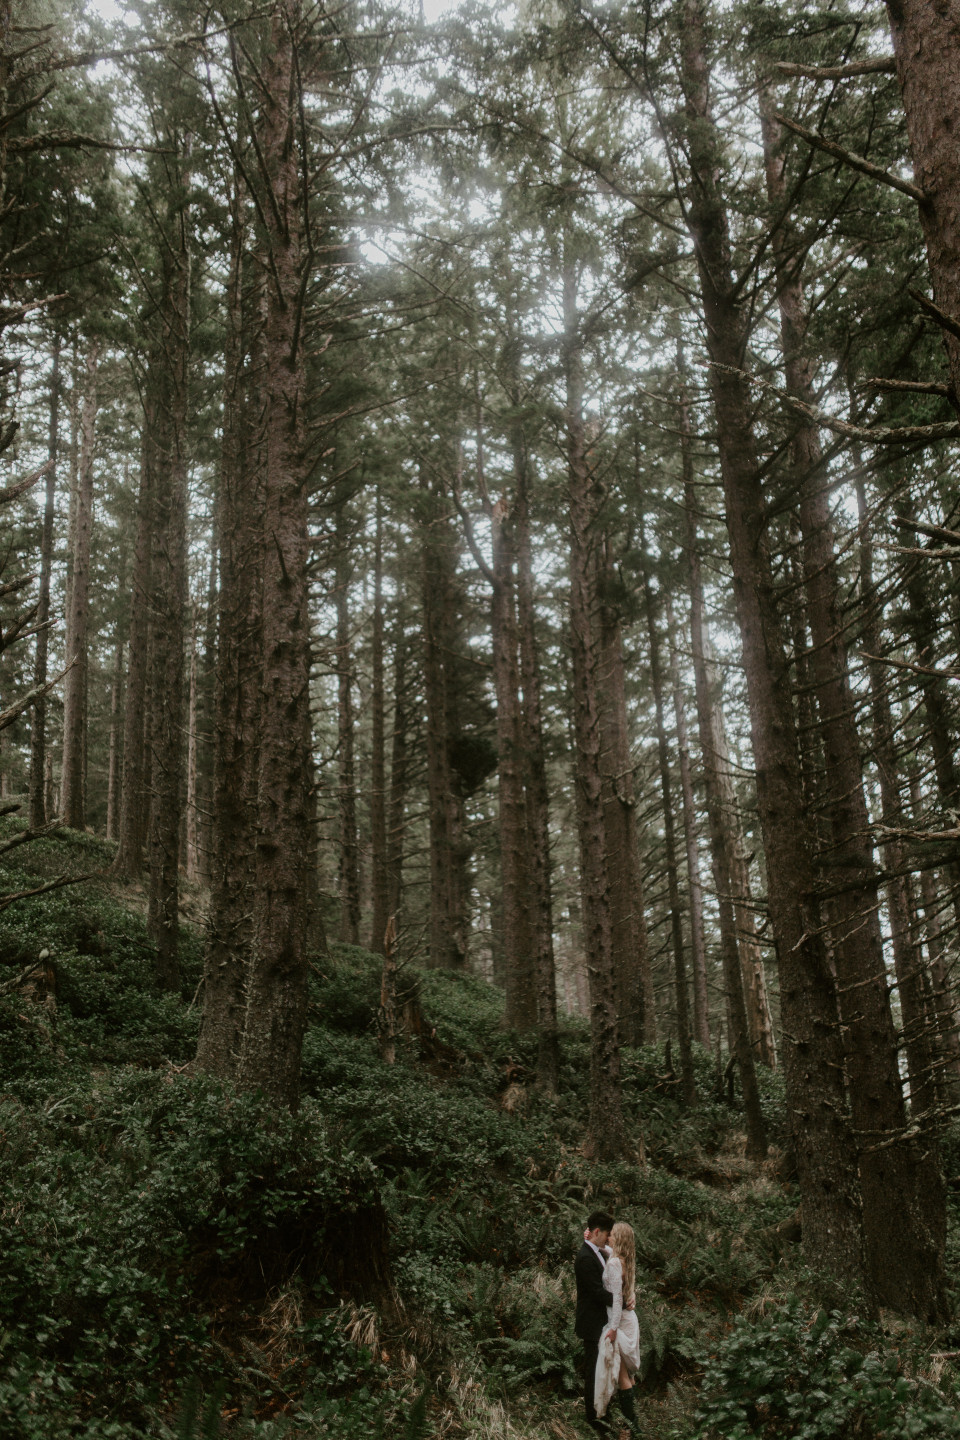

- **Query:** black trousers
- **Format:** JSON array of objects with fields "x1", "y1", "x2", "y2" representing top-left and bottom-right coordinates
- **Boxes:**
[{"x1": 582, "y1": 1337, "x2": 601, "y2": 1425}]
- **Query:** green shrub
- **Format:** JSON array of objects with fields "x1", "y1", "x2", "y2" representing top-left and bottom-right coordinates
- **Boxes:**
[{"x1": 692, "y1": 1300, "x2": 960, "y2": 1439}]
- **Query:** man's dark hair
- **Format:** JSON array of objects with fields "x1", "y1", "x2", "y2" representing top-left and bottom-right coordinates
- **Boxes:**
[{"x1": 586, "y1": 1209, "x2": 615, "y2": 1232}]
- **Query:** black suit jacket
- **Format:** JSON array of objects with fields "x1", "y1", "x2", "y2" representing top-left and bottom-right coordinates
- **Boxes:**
[{"x1": 574, "y1": 1241, "x2": 612, "y2": 1344}]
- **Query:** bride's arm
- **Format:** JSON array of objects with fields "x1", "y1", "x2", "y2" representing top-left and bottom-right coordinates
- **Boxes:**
[{"x1": 606, "y1": 1258, "x2": 623, "y2": 1336}]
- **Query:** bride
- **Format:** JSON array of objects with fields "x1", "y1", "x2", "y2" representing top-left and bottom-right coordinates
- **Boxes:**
[{"x1": 594, "y1": 1221, "x2": 642, "y2": 1435}]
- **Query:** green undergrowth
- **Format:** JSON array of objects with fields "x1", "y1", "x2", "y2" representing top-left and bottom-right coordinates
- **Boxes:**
[{"x1": 1, "y1": 830, "x2": 959, "y2": 1437}]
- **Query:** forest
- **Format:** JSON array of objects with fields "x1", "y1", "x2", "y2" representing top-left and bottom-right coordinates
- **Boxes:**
[{"x1": 4, "y1": 0, "x2": 960, "y2": 1435}]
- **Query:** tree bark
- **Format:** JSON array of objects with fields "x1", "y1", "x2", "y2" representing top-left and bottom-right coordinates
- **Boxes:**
[
  {"x1": 185, "y1": 610, "x2": 199, "y2": 882},
  {"x1": 105, "y1": 636, "x2": 124, "y2": 843},
  {"x1": 678, "y1": 0, "x2": 861, "y2": 1280},
  {"x1": 235, "y1": 2, "x2": 312, "y2": 1106},
  {"x1": 196, "y1": 204, "x2": 261, "y2": 1081},
  {"x1": 511, "y1": 382, "x2": 561, "y2": 1084},
  {"x1": 598, "y1": 545, "x2": 653, "y2": 1050},
  {"x1": 639, "y1": 527, "x2": 697, "y2": 1105},
  {"x1": 112, "y1": 429, "x2": 153, "y2": 878},
  {"x1": 369, "y1": 499, "x2": 389, "y2": 954},
  {"x1": 762, "y1": 92, "x2": 946, "y2": 1317},
  {"x1": 885, "y1": 0, "x2": 960, "y2": 398},
  {"x1": 61, "y1": 339, "x2": 99, "y2": 831},
  {"x1": 335, "y1": 496, "x2": 360, "y2": 946},
  {"x1": 421, "y1": 470, "x2": 468, "y2": 971},
  {"x1": 564, "y1": 255, "x2": 629, "y2": 1159},
  {"x1": 145, "y1": 151, "x2": 191, "y2": 994},
  {"x1": 685, "y1": 471, "x2": 769, "y2": 1161},
  {"x1": 488, "y1": 485, "x2": 536, "y2": 1030},
  {"x1": 386, "y1": 606, "x2": 409, "y2": 926},
  {"x1": 667, "y1": 600, "x2": 710, "y2": 1050},
  {"x1": 29, "y1": 334, "x2": 59, "y2": 829}
]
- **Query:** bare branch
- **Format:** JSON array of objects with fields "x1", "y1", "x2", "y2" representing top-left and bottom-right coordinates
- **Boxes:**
[
  {"x1": 0, "y1": 872, "x2": 96, "y2": 915},
  {"x1": 775, "y1": 112, "x2": 926, "y2": 204},
  {"x1": 771, "y1": 58, "x2": 896, "y2": 80}
]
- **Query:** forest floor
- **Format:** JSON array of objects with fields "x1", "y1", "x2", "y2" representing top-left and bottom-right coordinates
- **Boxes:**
[{"x1": 3, "y1": 821, "x2": 960, "y2": 1439}]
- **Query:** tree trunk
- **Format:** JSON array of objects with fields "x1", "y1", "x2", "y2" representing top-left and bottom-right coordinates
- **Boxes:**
[
  {"x1": 235, "y1": 2, "x2": 312, "y2": 1106},
  {"x1": 196, "y1": 206, "x2": 261, "y2": 1081},
  {"x1": 857, "y1": 478, "x2": 942, "y2": 1118},
  {"x1": 386, "y1": 606, "x2": 409, "y2": 925},
  {"x1": 185, "y1": 610, "x2": 199, "y2": 882},
  {"x1": 639, "y1": 526, "x2": 697, "y2": 1105},
  {"x1": 105, "y1": 636, "x2": 124, "y2": 842},
  {"x1": 335, "y1": 497, "x2": 360, "y2": 946},
  {"x1": 145, "y1": 156, "x2": 191, "y2": 994},
  {"x1": 762, "y1": 93, "x2": 946, "y2": 1318},
  {"x1": 685, "y1": 471, "x2": 770, "y2": 1160},
  {"x1": 369, "y1": 500, "x2": 389, "y2": 954},
  {"x1": 29, "y1": 334, "x2": 59, "y2": 829},
  {"x1": 511, "y1": 388, "x2": 561, "y2": 1084},
  {"x1": 885, "y1": 0, "x2": 960, "y2": 399},
  {"x1": 564, "y1": 255, "x2": 629, "y2": 1159},
  {"x1": 598, "y1": 544, "x2": 653, "y2": 1050},
  {"x1": 61, "y1": 339, "x2": 99, "y2": 831},
  {"x1": 421, "y1": 472, "x2": 468, "y2": 971},
  {"x1": 667, "y1": 600, "x2": 710, "y2": 1049},
  {"x1": 112, "y1": 428, "x2": 153, "y2": 878},
  {"x1": 678, "y1": 0, "x2": 861, "y2": 1281},
  {"x1": 489, "y1": 486, "x2": 536, "y2": 1030}
]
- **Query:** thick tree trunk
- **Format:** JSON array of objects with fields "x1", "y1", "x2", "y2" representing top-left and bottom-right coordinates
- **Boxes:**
[
  {"x1": 112, "y1": 431, "x2": 153, "y2": 878},
  {"x1": 145, "y1": 162, "x2": 191, "y2": 994},
  {"x1": 29, "y1": 335, "x2": 59, "y2": 829},
  {"x1": 512, "y1": 397, "x2": 561, "y2": 1084},
  {"x1": 335, "y1": 499, "x2": 360, "y2": 946},
  {"x1": 667, "y1": 605, "x2": 710, "y2": 1050},
  {"x1": 598, "y1": 548, "x2": 653, "y2": 1050},
  {"x1": 489, "y1": 491, "x2": 536, "y2": 1030},
  {"x1": 639, "y1": 529, "x2": 696, "y2": 1105},
  {"x1": 105, "y1": 636, "x2": 124, "y2": 842},
  {"x1": 564, "y1": 258, "x2": 629, "y2": 1159},
  {"x1": 857, "y1": 479, "x2": 943, "y2": 1118},
  {"x1": 185, "y1": 613, "x2": 199, "y2": 882},
  {"x1": 421, "y1": 473, "x2": 468, "y2": 971},
  {"x1": 196, "y1": 208, "x2": 260, "y2": 1081},
  {"x1": 235, "y1": 3, "x2": 312, "y2": 1106},
  {"x1": 369, "y1": 501, "x2": 389, "y2": 955},
  {"x1": 61, "y1": 339, "x2": 99, "y2": 831},
  {"x1": 679, "y1": 0, "x2": 861, "y2": 1280},
  {"x1": 763, "y1": 97, "x2": 946, "y2": 1318},
  {"x1": 686, "y1": 479, "x2": 770, "y2": 1160},
  {"x1": 385, "y1": 608, "x2": 409, "y2": 925},
  {"x1": 885, "y1": 0, "x2": 960, "y2": 399}
]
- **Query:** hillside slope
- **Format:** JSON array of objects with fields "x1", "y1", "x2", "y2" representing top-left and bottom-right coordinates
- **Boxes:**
[{"x1": 1, "y1": 825, "x2": 959, "y2": 1439}]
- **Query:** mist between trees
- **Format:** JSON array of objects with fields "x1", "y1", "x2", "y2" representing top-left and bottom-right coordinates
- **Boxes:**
[{"x1": 3, "y1": 0, "x2": 960, "y2": 1325}]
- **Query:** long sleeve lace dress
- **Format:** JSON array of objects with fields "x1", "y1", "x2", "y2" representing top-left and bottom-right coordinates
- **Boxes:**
[{"x1": 593, "y1": 1253, "x2": 642, "y2": 1419}]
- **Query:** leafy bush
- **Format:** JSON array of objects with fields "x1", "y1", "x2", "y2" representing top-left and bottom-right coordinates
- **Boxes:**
[
  {"x1": 0, "y1": 1071, "x2": 388, "y2": 1435},
  {"x1": 693, "y1": 1301, "x2": 960, "y2": 1439}
]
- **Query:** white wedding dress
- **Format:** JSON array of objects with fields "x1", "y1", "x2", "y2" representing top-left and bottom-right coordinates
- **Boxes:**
[{"x1": 593, "y1": 1253, "x2": 642, "y2": 1419}]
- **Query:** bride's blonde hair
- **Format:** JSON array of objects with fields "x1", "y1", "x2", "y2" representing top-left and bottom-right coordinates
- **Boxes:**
[{"x1": 610, "y1": 1221, "x2": 636, "y2": 1305}]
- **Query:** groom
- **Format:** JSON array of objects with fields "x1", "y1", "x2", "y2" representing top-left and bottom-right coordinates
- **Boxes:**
[{"x1": 574, "y1": 1209, "x2": 616, "y2": 1433}]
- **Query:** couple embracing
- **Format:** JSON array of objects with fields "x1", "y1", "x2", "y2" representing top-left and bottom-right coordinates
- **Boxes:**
[{"x1": 574, "y1": 1209, "x2": 641, "y2": 1435}]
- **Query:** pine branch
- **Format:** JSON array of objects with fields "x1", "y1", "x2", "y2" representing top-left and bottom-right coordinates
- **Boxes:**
[
  {"x1": 892, "y1": 516, "x2": 960, "y2": 547},
  {"x1": 774, "y1": 113, "x2": 926, "y2": 204},
  {"x1": 710, "y1": 363, "x2": 960, "y2": 444},
  {"x1": 859, "y1": 649, "x2": 960, "y2": 680},
  {"x1": 771, "y1": 58, "x2": 897, "y2": 80},
  {"x1": 908, "y1": 288, "x2": 960, "y2": 343},
  {"x1": 862, "y1": 376, "x2": 955, "y2": 402}
]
